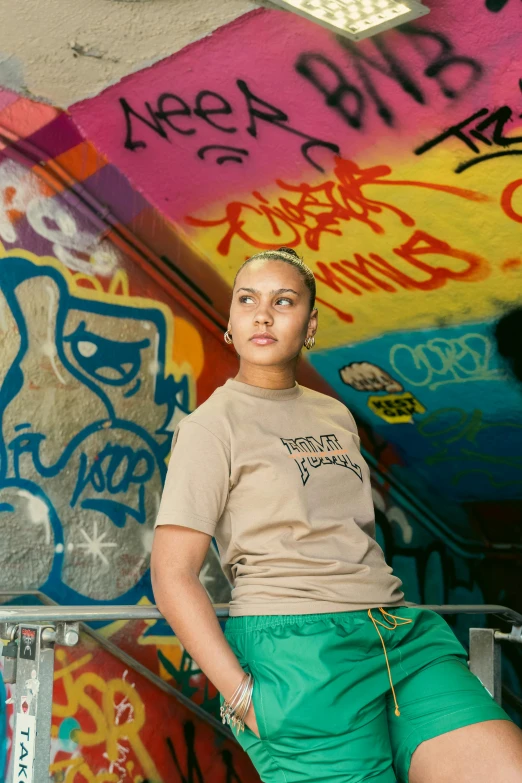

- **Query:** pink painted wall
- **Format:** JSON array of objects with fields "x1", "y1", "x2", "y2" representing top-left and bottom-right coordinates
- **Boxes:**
[{"x1": 71, "y1": 2, "x2": 520, "y2": 222}]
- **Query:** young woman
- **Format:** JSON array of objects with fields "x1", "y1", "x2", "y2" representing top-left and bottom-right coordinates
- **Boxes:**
[{"x1": 151, "y1": 247, "x2": 522, "y2": 782}]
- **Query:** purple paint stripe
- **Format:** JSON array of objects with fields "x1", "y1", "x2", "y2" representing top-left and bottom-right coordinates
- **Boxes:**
[
  {"x1": 26, "y1": 113, "x2": 85, "y2": 160},
  {"x1": 82, "y1": 163, "x2": 150, "y2": 224}
]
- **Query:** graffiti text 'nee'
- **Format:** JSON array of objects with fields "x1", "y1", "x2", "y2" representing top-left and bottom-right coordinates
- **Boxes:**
[{"x1": 120, "y1": 80, "x2": 339, "y2": 172}]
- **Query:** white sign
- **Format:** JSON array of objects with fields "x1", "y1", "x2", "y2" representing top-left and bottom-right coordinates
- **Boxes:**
[{"x1": 13, "y1": 712, "x2": 36, "y2": 783}]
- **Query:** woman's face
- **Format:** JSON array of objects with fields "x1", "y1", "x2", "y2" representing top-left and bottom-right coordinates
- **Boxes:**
[{"x1": 229, "y1": 259, "x2": 317, "y2": 367}]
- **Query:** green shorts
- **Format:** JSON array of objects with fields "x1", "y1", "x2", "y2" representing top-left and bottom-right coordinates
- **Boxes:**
[{"x1": 221, "y1": 606, "x2": 512, "y2": 782}]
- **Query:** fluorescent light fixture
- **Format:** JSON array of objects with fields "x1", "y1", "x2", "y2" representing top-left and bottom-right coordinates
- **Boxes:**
[{"x1": 269, "y1": 0, "x2": 430, "y2": 41}]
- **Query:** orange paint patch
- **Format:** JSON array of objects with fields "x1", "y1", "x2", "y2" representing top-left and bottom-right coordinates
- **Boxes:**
[
  {"x1": 54, "y1": 141, "x2": 107, "y2": 184},
  {"x1": 502, "y1": 258, "x2": 522, "y2": 271},
  {"x1": 172, "y1": 316, "x2": 204, "y2": 379},
  {"x1": 157, "y1": 641, "x2": 183, "y2": 681}
]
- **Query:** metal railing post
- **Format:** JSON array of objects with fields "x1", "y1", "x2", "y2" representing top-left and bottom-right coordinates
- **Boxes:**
[
  {"x1": 8, "y1": 624, "x2": 54, "y2": 783},
  {"x1": 469, "y1": 628, "x2": 502, "y2": 704},
  {"x1": 2, "y1": 620, "x2": 80, "y2": 783}
]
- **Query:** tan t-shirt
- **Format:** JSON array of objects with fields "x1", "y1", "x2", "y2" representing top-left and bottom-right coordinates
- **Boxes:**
[{"x1": 154, "y1": 377, "x2": 408, "y2": 616}]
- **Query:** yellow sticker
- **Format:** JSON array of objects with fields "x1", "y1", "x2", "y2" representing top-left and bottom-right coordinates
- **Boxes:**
[{"x1": 367, "y1": 392, "x2": 426, "y2": 424}]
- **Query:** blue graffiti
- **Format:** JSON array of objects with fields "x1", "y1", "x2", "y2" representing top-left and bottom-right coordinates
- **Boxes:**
[
  {"x1": 0, "y1": 255, "x2": 192, "y2": 607},
  {"x1": 309, "y1": 321, "x2": 522, "y2": 503},
  {"x1": 73, "y1": 443, "x2": 155, "y2": 527},
  {"x1": 64, "y1": 320, "x2": 151, "y2": 387}
]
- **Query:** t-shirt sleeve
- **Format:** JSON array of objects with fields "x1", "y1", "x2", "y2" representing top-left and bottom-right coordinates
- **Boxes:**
[
  {"x1": 344, "y1": 405, "x2": 361, "y2": 441},
  {"x1": 154, "y1": 419, "x2": 230, "y2": 536}
]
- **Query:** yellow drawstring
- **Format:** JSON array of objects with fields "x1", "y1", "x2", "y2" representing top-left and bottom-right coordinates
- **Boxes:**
[{"x1": 368, "y1": 607, "x2": 413, "y2": 717}]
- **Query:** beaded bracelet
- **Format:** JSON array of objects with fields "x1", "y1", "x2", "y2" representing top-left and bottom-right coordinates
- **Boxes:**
[{"x1": 220, "y1": 672, "x2": 253, "y2": 733}]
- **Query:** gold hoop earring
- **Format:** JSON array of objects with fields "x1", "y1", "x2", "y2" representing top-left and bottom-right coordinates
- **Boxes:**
[
  {"x1": 224, "y1": 330, "x2": 233, "y2": 344},
  {"x1": 304, "y1": 335, "x2": 315, "y2": 350}
]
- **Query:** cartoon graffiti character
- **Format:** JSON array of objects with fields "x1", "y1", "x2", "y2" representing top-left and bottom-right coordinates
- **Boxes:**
[
  {"x1": 340, "y1": 361, "x2": 403, "y2": 392},
  {"x1": 0, "y1": 253, "x2": 191, "y2": 601}
]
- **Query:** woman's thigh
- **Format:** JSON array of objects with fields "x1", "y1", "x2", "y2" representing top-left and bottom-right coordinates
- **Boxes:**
[
  {"x1": 408, "y1": 719, "x2": 522, "y2": 783},
  {"x1": 387, "y1": 653, "x2": 515, "y2": 782}
]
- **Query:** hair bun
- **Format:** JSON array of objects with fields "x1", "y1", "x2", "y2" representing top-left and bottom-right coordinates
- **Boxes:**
[{"x1": 276, "y1": 246, "x2": 300, "y2": 259}]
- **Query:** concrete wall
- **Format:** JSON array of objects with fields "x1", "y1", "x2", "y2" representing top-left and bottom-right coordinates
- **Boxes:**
[{"x1": 0, "y1": 0, "x2": 261, "y2": 106}]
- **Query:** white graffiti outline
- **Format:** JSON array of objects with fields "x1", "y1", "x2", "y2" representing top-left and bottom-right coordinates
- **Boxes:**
[
  {"x1": 74, "y1": 520, "x2": 117, "y2": 567},
  {"x1": 390, "y1": 333, "x2": 506, "y2": 391}
]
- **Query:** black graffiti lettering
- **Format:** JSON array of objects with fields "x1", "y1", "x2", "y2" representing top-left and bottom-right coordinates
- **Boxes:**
[
  {"x1": 299, "y1": 138, "x2": 341, "y2": 171},
  {"x1": 197, "y1": 145, "x2": 249, "y2": 164},
  {"x1": 415, "y1": 89, "x2": 522, "y2": 173},
  {"x1": 401, "y1": 25, "x2": 482, "y2": 100},
  {"x1": 415, "y1": 108, "x2": 490, "y2": 156},
  {"x1": 237, "y1": 78, "x2": 288, "y2": 137},
  {"x1": 336, "y1": 36, "x2": 425, "y2": 126},
  {"x1": 236, "y1": 78, "x2": 339, "y2": 172},
  {"x1": 296, "y1": 28, "x2": 482, "y2": 133},
  {"x1": 120, "y1": 81, "x2": 338, "y2": 171},
  {"x1": 194, "y1": 90, "x2": 237, "y2": 132},
  {"x1": 120, "y1": 97, "x2": 169, "y2": 150},
  {"x1": 295, "y1": 53, "x2": 364, "y2": 129},
  {"x1": 166, "y1": 723, "x2": 204, "y2": 783},
  {"x1": 221, "y1": 748, "x2": 245, "y2": 783},
  {"x1": 156, "y1": 93, "x2": 195, "y2": 135},
  {"x1": 474, "y1": 105, "x2": 522, "y2": 148},
  {"x1": 485, "y1": 0, "x2": 511, "y2": 10}
]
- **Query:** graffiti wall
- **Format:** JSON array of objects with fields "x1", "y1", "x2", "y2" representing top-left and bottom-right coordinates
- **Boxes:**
[
  {"x1": 2, "y1": 0, "x2": 522, "y2": 774},
  {"x1": 1, "y1": 628, "x2": 260, "y2": 783},
  {"x1": 0, "y1": 89, "x2": 250, "y2": 778},
  {"x1": 69, "y1": 0, "x2": 522, "y2": 726},
  {"x1": 70, "y1": 0, "x2": 522, "y2": 529},
  {"x1": 0, "y1": 89, "x2": 238, "y2": 610}
]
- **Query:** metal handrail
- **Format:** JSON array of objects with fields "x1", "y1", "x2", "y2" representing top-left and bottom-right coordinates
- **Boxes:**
[
  {"x1": 0, "y1": 591, "x2": 234, "y2": 739},
  {"x1": 1, "y1": 594, "x2": 521, "y2": 783},
  {"x1": 0, "y1": 601, "x2": 521, "y2": 626}
]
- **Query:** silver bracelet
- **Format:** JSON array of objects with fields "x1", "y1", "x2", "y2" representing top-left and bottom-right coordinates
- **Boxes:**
[{"x1": 220, "y1": 672, "x2": 253, "y2": 733}]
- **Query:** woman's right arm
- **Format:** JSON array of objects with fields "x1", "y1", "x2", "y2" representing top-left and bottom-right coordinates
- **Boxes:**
[{"x1": 150, "y1": 523, "x2": 260, "y2": 738}]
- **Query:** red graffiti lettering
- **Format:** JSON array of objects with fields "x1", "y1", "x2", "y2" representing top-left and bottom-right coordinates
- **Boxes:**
[
  {"x1": 501, "y1": 178, "x2": 522, "y2": 223},
  {"x1": 185, "y1": 157, "x2": 489, "y2": 256},
  {"x1": 313, "y1": 230, "x2": 489, "y2": 322}
]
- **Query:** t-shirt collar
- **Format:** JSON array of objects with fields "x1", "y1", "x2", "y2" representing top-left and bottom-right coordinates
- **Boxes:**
[{"x1": 223, "y1": 377, "x2": 303, "y2": 400}]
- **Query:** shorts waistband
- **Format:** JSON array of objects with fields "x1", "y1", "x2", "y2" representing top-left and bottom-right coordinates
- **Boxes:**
[{"x1": 224, "y1": 605, "x2": 417, "y2": 633}]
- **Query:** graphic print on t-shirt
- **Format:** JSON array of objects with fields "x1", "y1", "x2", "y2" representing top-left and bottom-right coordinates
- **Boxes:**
[{"x1": 280, "y1": 434, "x2": 363, "y2": 486}]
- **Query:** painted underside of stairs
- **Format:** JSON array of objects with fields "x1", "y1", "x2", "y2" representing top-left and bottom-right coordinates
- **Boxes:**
[{"x1": 1, "y1": 2, "x2": 522, "y2": 776}]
